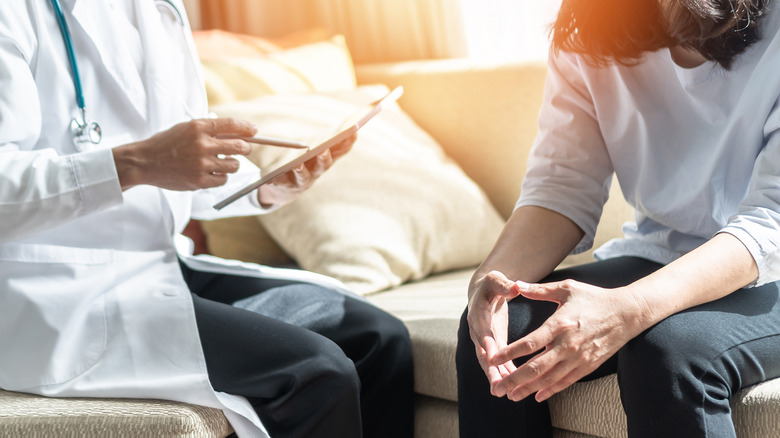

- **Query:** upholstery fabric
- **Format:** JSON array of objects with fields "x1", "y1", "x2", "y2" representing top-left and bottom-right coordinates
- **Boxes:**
[{"x1": 0, "y1": 390, "x2": 232, "y2": 438}]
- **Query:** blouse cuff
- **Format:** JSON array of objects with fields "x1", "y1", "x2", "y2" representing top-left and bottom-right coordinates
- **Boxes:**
[{"x1": 717, "y1": 228, "x2": 767, "y2": 288}]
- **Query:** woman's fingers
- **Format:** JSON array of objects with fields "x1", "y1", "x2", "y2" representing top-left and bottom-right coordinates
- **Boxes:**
[
  {"x1": 481, "y1": 271, "x2": 524, "y2": 299},
  {"x1": 486, "y1": 279, "x2": 638, "y2": 403},
  {"x1": 502, "y1": 351, "x2": 568, "y2": 402},
  {"x1": 534, "y1": 367, "x2": 586, "y2": 402}
]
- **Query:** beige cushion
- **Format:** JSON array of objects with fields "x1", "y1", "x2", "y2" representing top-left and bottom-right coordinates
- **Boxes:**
[
  {"x1": 207, "y1": 87, "x2": 505, "y2": 294},
  {"x1": 193, "y1": 30, "x2": 357, "y2": 107},
  {"x1": 0, "y1": 390, "x2": 232, "y2": 438},
  {"x1": 368, "y1": 269, "x2": 472, "y2": 401}
]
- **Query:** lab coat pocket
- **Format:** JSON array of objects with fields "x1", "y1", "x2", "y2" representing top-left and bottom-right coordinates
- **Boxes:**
[{"x1": 0, "y1": 244, "x2": 116, "y2": 390}]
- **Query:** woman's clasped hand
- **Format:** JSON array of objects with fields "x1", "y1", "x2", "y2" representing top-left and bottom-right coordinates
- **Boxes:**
[{"x1": 470, "y1": 271, "x2": 651, "y2": 402}]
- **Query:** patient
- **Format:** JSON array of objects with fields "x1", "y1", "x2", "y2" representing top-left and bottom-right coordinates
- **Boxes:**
[{"x1": 457, "y1": 0, "x2": 780, "y2": 436}]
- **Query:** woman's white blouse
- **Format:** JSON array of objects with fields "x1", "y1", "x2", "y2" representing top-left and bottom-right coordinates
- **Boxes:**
[{"x1": 517, "y1": 6, "x2": 780, "y2": 286}]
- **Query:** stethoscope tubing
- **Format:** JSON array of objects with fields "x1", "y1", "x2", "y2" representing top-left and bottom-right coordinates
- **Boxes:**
[
  {"x1": 49, "y1": 0, "x2": 86, "y2": 111},
  {"x1": 48, "y1": 0, "x2": 184, "y2": 146}
]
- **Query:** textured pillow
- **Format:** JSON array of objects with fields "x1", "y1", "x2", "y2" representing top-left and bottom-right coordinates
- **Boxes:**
[
  {"x1": 192, "y1": 30, "x2": 357, "y2": 106},
  {"x1": 207, "y1": 87, "x2": 505, "y2": 294}
]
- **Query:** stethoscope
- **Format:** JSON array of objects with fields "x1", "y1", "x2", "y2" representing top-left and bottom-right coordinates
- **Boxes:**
[{"x1": 49, "y1": 0, "x2": 184, "y2": 147}]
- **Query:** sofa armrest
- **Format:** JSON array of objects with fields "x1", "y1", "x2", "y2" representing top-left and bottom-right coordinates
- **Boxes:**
[{"x1": 356, "y1": 59, "x2": 547, "y2": 219}]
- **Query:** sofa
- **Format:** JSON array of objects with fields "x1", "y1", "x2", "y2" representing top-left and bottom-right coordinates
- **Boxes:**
[{"x1": 3, "y1": 37, "x2": 780, "y2": 438}]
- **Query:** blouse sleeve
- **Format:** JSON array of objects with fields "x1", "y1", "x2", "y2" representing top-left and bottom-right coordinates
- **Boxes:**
[
  {"x1": 516, "y1": 50, "x2": 615, "y2": 254},
  {"x1": 720, "y1": 95, "x2": 780, "y2": 286}
]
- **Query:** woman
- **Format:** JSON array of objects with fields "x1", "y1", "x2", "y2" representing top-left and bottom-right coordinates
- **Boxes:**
[
  {"x1": 457, "y1": 0, "x2": 780, "y2": 436},
  {"x1": 0, "y1": 1, "x2": 413, "y2": 437}
]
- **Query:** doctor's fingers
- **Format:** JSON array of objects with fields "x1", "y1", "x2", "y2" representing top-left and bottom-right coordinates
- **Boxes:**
[
  {"x1": 195, "y1": 117, "x2": 257, "y2": 139},
  {"x1": 305, "y1": 134, "x2": 356, "y2": 176},
  {"x1": 268, "y1": 164, "x2": 314, "y2": 190},
  {"x1": 210, "y1": 138, "x2": 251, "y2": 157},
  {"x1": 330, "y1": 134, "x2": 357, "y2": 160},
  {"x1": 305, "y1": 150, "x2": 335, "y2": 177},
  {"x1": 209, "y1": 155, "x2": 243, "y2": 174}
]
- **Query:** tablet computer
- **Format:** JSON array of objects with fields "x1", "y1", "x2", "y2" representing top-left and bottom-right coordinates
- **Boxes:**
[{"x1": 213, "y1": 86, "x2": 403, "y2": 210}]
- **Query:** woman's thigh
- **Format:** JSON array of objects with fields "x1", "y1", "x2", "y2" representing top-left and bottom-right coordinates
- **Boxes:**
[{"x1": 618, "y1": 278, "x2": 780, "y2": 400}]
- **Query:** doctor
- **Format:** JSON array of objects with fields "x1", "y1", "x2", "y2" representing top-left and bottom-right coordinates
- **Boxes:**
[{"x1": 0, "y1": 1, "x2": 413, "y2": 438}]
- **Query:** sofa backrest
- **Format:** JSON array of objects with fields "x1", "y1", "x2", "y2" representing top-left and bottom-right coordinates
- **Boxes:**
[{"x1": 357, "y1": 60, "x2": 634, "y2": 265}]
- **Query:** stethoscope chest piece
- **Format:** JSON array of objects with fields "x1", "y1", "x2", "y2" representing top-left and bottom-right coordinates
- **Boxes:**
[{"x1": 71, "y1": 113, "x2": 102, "y2": 146}]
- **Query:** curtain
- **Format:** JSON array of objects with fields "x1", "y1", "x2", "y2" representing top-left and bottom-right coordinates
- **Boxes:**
[
  {"x1": 194, "y1": 0, "x2": 559, "y2": 64},
  {"x1": 197, "y1": 0, "x2": 468, "y2": 64},
  {"x1": 182, "y1": 0, "x2": 202, "y2": 30}
]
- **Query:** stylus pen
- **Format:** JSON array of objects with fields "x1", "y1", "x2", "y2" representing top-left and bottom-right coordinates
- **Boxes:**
[{"x1": 217, "y1": 134, "x2": 309, "y2": 149}]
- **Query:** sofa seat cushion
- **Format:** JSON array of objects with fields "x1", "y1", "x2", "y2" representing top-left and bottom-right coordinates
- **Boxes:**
[
  {"x1": 0, "y1": 390, "x2": 232, "y2": 438},
  {"x1": 368, "y1": 269, "x2": 780, "y2": 437},
  {"x1": 367, "y1": 268, "x2": 471, "y2": 401}
]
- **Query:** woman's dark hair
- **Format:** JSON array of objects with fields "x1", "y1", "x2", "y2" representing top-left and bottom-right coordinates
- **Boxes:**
[{"x1": 551, "y1": 0, "x2": 769, "y2": 68}]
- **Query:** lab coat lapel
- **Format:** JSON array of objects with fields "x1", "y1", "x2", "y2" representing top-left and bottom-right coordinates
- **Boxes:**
[
  {"x1": 134, "y1": 0, "x2": 191, "y2": 133},
  {"x1": 133, "y1": 0, "x2": 195, "y2": 233},
  {"x1": 68, "y1": 0, "x2": 149, "y2": 120}
]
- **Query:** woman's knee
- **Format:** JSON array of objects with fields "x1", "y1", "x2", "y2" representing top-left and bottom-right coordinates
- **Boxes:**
[{"x1": 456, "y1": 307, "x2": 475, "y2": 369}]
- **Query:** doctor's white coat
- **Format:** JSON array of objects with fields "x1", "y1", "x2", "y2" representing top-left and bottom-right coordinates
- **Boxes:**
[{"x1": 0, "y1": 1, "x2": 341, "y2": 436}]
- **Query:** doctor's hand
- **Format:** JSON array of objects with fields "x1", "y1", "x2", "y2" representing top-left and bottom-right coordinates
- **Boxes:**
[
  {"x1": 256, "y1": 134, "x2": 356, "y2": 208},
  {"x1": 489, "y1": 280, "x2": 649, "y2": 403},
  {"x1": 466, "y1": 270, "x2": 524, "y2": 394},
  {"x1": 113, "y1": 118, "x2": 256, "y2": 191}
]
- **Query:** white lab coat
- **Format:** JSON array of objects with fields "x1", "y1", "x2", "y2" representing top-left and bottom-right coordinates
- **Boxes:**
[{"x1": 0, "y1": 1, "x2": 343, "y2": 436}]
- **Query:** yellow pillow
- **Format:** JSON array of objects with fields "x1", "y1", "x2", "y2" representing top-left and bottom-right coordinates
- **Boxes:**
[
  {"x1": 206, "y1": 87, "x2": 505, "y2": 295},
  {"x1": 194, "y1": 32, "x2": 357, "y2": 106}
]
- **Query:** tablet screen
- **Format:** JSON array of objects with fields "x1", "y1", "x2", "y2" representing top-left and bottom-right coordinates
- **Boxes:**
[{"x1": 213, "y1": 86, "x2": 403, "y2": 210}]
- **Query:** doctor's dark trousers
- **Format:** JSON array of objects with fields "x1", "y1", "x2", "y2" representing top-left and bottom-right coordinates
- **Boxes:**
[
  {"x1": 456, "y1": 256, "x2": 780, "y2": 438},
  {"x1": 179, "y1": 261, "x2": 414, "y2": 438}
]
